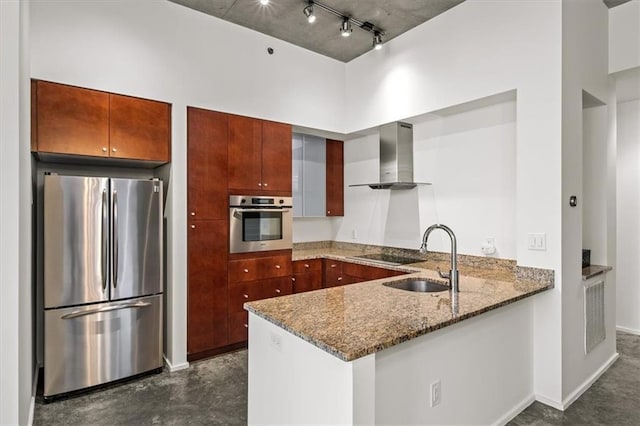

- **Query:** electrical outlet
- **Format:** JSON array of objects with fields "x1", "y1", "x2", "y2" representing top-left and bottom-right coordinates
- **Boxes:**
[
  {"x1": 430, "y1": 380, "x2": 441, "y2": 407},
  {"x1": 269, "y1": 332, "x2": 282, "y2": 351},
  {"x1": 527, "y1": 233, "x2": 547, "y2": 251}
]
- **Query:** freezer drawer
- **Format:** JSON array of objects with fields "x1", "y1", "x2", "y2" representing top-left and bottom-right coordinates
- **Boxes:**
[{"x1": 44, "y1": 295, "x2": 162, "y2": 397}]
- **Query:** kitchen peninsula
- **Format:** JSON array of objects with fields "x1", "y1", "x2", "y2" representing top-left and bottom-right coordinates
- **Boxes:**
[{"x1": 246, "y1": 244, "x2": 553, "y2": 425}]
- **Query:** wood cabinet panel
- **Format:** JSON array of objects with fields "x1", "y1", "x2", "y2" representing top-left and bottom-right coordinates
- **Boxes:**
[
  {"x1": 261, "y1": 276, "x2": 293, "y2": 299},
  {"x1": 228, "y1": 115, "x2": 262, "y2": 192},
  {"x1": 35, "y1": 81, "x2": 109, "y2": 157},
  {"x1": 261, "y1": 121, "x2": 292, "y2": 194},
  {"x1": 109, "y1": 94, "x2": 171, "y2": 162},
  {"x1": 228, "y1": 281, "x2": 263, "y2": 313},
  {"x1": 326, "y1": 139, "x2": 344, "y2": 216},
  {"x1": 292, "y1": 272, "x2": 323, "y2": 294},
  {"x1": 187, "y1": 220, "x2": 228, "y2": 355},
  {"x1": 228, "y1": 311, "x2": 249, "y2": 345},
  {"x1": 187, "y1": 107, "x2": 228, "y2": 221},
  {"x1": 258, "y1": 254, "x2": 292, "y2": 278}
]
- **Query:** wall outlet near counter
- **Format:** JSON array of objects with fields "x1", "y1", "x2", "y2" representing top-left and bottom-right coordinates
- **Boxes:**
[{"x1": 430, "y1": 380, "x2": 441, "y2": 407}]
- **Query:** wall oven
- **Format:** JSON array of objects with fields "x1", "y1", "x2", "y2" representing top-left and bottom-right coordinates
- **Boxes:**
[{"x1": 229, "y1": 195, "x2": 293, "y2": 254}]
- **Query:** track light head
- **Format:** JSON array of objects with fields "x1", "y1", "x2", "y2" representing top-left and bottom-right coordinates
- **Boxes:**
[
  {"x1": 340, "y1": 19, "x2": 352, "y2": 37},
  {"x1": 303, "y1": 5, "x2": 316, "y2": 23},
  {"x1": 373, "y1": 32, "x2": 383, "y2": 50}
]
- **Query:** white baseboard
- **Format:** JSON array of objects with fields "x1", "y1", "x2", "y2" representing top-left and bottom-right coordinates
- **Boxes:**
[
  {"x1": 535, "y1": 394, "x2": 565, "y2": 411},
  {"x1": 28, "y1": 364, "x2": 40, "y2": 426},
  {"x1": 562, "y1": 352, "x2": 619, "y2": 409},
  {"x1": 493, "y1": 394, "x2": 536, "y2": 426},
  {"x1": 616, "y1": 325, "x2": 640, "y2": 336},
  {"x1": 163, "y1": 355, "x2": 189, "y2": 372}
]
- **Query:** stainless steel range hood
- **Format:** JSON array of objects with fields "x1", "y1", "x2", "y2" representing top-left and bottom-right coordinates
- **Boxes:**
[{"x1": 349, "y1": 122, "x2": 431, "y2": 190}]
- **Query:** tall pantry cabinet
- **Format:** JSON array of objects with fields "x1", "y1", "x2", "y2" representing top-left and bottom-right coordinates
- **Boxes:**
[{"x1": 186, "y1": 107, "x2": 229, "y2": 359}]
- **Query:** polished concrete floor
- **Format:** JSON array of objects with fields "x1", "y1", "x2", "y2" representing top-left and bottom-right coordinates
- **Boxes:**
[{"x1": 35, "y1": 332, "x2": 639, "y2": 425}]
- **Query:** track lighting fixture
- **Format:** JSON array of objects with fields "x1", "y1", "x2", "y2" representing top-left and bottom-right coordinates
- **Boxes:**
[
  {"x1": 303, "y1": 5, "x2": 316, "y2": 23},
  {"x1": 340, "y1": 19, "x2": 352, "y2": 37},
  {"x1": 373, "y1": 32, "x2": 383, "y2": 50},
  {"x1": 302, "y1": 0, "x2": 385, "y2": 51}
]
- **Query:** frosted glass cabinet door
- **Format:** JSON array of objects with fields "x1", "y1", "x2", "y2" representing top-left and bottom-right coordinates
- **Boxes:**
[
  {"x1": 302, "y1": 135, "x2": 326, "y2": 216},
  {"x1": 292, "y1": 133, "x2": 303, "y2": 217},
  {"x1": 292, "y1": 133, "x2": 326, "y2": 217}
]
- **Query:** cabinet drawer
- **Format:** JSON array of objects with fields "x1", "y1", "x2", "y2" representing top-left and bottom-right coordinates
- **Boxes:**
[
  {"x1": 323, "y1": 259, "x2": 343, "y2": 274},
  {"x1": 292, "y1": 272, "x2": 323, "y2": 294},
  {"x1": 261, "y1": 277, "x2": 293, "y2": 299},
  {"x1": 342, "y1": 262, "x2": 403, "y2": 280},
  {"x1": 228, "y1": 258, "x2": 261, "y2": 282},
  {"x1": 228, "y1": 311, "x2": 249, "y2": 345},
  {"x1": 228, "y1": 281, "x2": 263, "y2": 313},
  {"x1": 325, "y1": 271, "x2": 358, "y2": 288},
  {"x1": 258, "y1": 255, "x2": 292, "y2": 278},
  {"x1": 292, "y1": 259, "x2": 322, "y2": 274}
]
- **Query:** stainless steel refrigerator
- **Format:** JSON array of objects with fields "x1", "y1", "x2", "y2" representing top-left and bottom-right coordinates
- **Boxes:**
[{"x1": 43, "y1": 174, "x2": 163, "y2": 398}]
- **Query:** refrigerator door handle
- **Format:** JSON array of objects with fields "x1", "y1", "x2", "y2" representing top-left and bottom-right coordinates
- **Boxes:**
[
  {"x1": 102, "y1": 188, "x2": 108, "y2": 292},
  {"x1": 60, "y1": 301, "x2": 152, "y2": 319},
  {"x1": 112, "y1": 189, "x2": 118, "y2": 289}
]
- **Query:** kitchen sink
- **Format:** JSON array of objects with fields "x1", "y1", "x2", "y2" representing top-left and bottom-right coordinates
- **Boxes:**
[{"x1": 383, "y1": 278, "x2": 450, "y2": 293}]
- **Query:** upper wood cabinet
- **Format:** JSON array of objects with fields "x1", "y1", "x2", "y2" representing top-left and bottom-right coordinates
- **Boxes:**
[
  {"x1": 33, "y1": 80, "x2": 110, "y2": 157},
  {"x1": 326, "y1": 139, "x2": 344, "y2": 216},
  {"x1": 228, "y1": 115, "x2": 292, "y2": 195},
  {"x1": 32, "y1": 80, "x2": 171, "y2": 163},
  {"x1": 110, "y1": 94, "x2": 171, "y2": 162},
  {"x1": 187, "y1": 107, "x2": 228, "y2": 221}
]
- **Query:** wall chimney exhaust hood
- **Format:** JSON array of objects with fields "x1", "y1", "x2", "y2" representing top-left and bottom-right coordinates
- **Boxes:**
[{"x1": 349, "y1": 122, "x2": 431, "y2": 190}]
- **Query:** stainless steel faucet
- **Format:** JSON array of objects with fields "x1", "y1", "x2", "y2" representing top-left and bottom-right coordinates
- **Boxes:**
[{"x1": 420, "y1": 224, "x2": 459, "y2": 293}]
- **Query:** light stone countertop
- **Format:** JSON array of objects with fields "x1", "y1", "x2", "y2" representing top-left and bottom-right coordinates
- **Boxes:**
[{"x1": 245, "y1": 246, "x2": 554, "y2": 362}]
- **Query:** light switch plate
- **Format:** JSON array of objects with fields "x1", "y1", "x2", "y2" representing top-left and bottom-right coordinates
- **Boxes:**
[{"x1": 527, "y1": 233, "x2": 547, "y2": 251}]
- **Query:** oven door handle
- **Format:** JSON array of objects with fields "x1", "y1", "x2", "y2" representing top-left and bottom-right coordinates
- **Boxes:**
[{"x1": 232, "y1": 208, "x2": 291, "y2": 213}]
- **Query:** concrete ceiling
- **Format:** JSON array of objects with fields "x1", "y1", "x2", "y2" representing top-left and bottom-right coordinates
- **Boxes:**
[
  {"x1": 170, "y1": 0, "x2": 633, "y2": 63},
  {"x1": 169, "y1": 0, "x2": 465, "y2": 62}
]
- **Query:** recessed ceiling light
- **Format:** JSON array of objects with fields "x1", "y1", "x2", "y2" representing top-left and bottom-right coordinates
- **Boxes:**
[
  {"x1": 260, "y1": 0, "x2": 269, "y2": 5},
  {"x1": 303, "y1": 5, "x2": 316, "y2": 23},
  {"x1": 340, "y1": 19, "x2": 352, "y2": 37}
]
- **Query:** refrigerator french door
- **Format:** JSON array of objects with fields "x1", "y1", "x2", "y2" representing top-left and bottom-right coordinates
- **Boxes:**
[{"x1": 43, "y1": 175, "x2": 163, "y2": 398}]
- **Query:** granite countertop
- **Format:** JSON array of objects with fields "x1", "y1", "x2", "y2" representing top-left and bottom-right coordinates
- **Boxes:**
[
  {"x1": 582, "y1": 264, "x2": 613, "y2": 280},
  {"x1": 245, "y1": 245, "x2": 554, "y2": 362}
]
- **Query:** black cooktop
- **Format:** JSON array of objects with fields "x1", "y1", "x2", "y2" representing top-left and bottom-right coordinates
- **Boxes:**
[{"x1": 348, "y1": 253, "x2": 421, "y2": 266}]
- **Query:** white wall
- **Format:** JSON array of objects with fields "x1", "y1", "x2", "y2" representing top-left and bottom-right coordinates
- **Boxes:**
[
  {"x1": 561, "y1": 0, "x2": 617, "y2": 404},
  {"x1": 30, "y1": 0, "x2": 345, "y2": 368},
  {"x1": 616, "y1": 99, "x2": 640, "y2": 334},
  {"x1": 338, "y1": 97, "x2": 517, "y2": 258},
  {"x1": 292, "y1": 217, "x2": 341, "y2": 243},
  {"x1": 1, "y1": 0, "x2": 33, "y2": 424},
  {"x1": 345, "y1": 0, "x2": 564, "y2": 403},
  {"x1": 609, "y1": 0, "x2": 640, "y2": 74}
]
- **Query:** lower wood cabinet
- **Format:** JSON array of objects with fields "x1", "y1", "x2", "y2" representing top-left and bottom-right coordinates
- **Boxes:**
[
  {"x1": 187, "y1": 220, "x2": 228, "y2": 357},
  {"x1": 292, "y1": 259, "x2": 323, "y2": 293},
  {"x1": 227, "y1": 251, "x2": 293, "y2": 344},
  {"x1": 323, "y1": 259, "x2": 408, "y2": 288}
]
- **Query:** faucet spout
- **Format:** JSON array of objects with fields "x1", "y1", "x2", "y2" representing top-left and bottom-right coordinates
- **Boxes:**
[{"x1": 419, "y1": 224, "x2": 459, "y2": 292}]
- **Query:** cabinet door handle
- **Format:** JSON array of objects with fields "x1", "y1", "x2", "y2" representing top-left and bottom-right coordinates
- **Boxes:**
[
  {"x1": 338, "y1": 277, "x2": 343, "y2": 281},
  {"x1": 304, "y1": 264, "x2": 310, "y2": 268},
  {"x1": 275, "y1": 289, "x2": 281, "y2": 294},
  {"x1": 243, "y1": 294, "x2": 249, "y2": 299},
  {"x1": 263, "y1": 183, "x2": 268, "y2": 187},
  {"x1": 191, "y1": 224, "x2": 196, "y2": 229},
  {"x1": 190, "y1": 212, "x2": 195, "y2": 216},
  {"x1": 292, "y1": 277, "x2": 296, "y2": 282},
  {"x1": 331, "y1": 264, "x2": 337, "y2": 268},
  {"x1": 275, "y1": 265, "x2": 281, "y2": 269},
  {"x1": 258, "y1": 183, "x2": 262, "y2": 187},
  {"x1": 102, "y1": 147, "x2": 107, "y2": 152},
  {"x1": 112, "y1": 148, "x2": 117, "y2": 153},
  {"x1": 243, "y1": 268, "x2": 249, "y2": 273},
  {"x1": 327, "y1": 210, "x2": 331, "y2": 214},
  {"x1": 244, "y1": 323, "x2": 248, "y2": 328}
]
